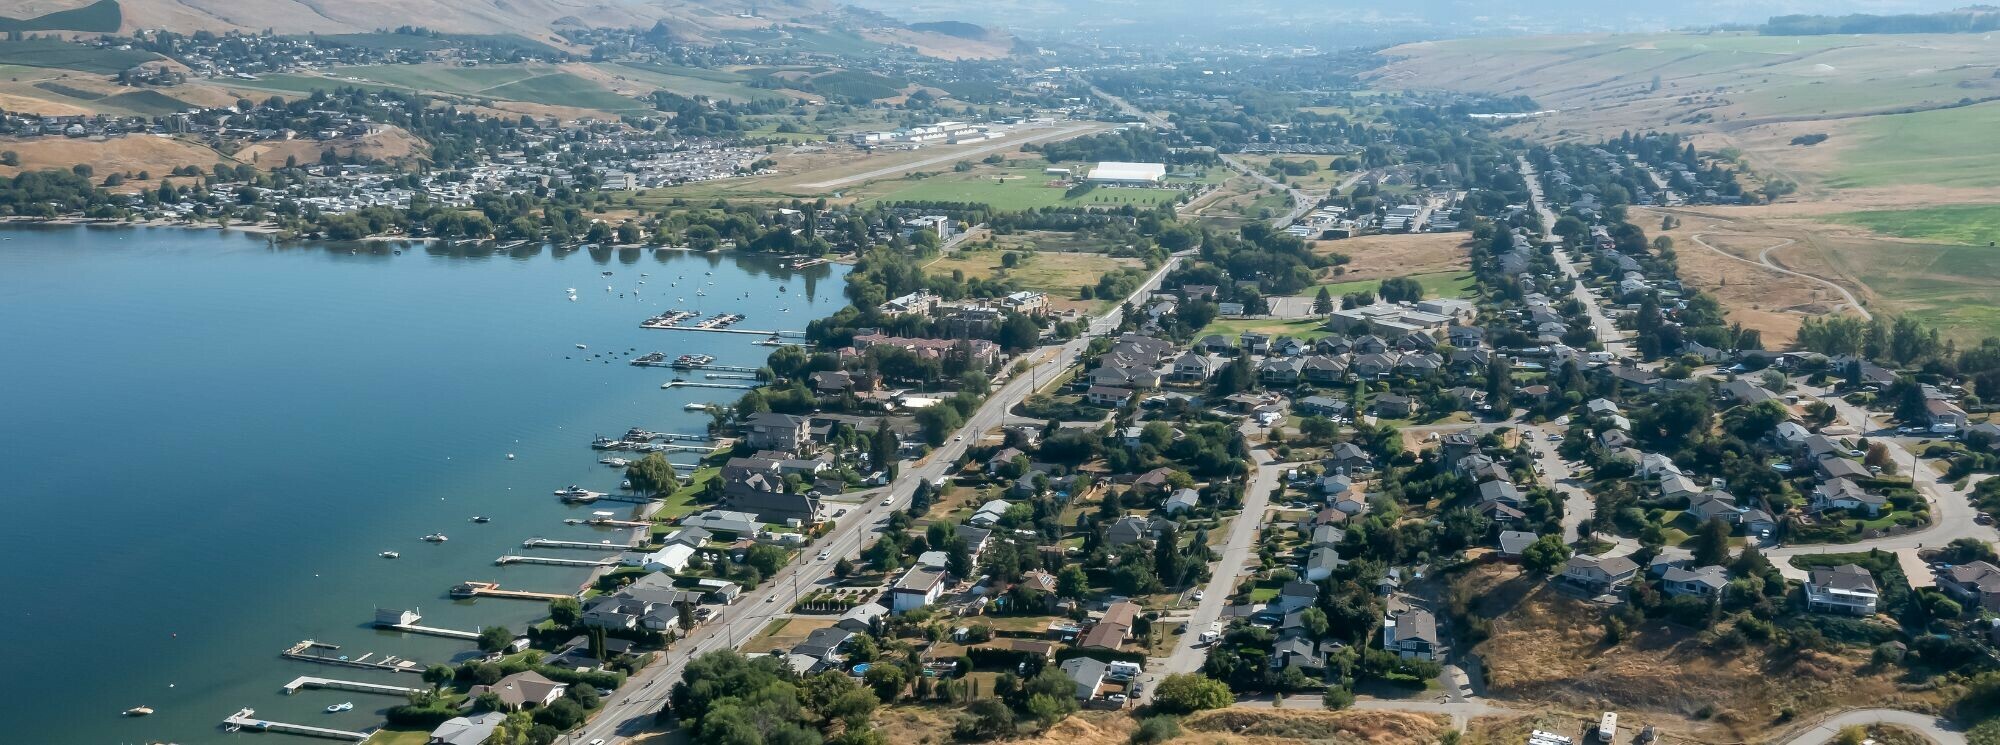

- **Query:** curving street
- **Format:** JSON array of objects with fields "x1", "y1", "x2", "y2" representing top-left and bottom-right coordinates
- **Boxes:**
[{"x1": 1778, "y1": 708, "x2": 1967, "y2": 745}]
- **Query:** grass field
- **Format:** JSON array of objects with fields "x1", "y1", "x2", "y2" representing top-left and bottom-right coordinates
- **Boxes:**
[
  {"x1": 1824, "y1": 101, "x2": 2000, "y2": 189},
  {"x1": 1308, "y1": 270, "x2": 1476, "y2": 300},
  {"x1": 322, "y1": 64, "x2": 647, "y2": 113},
  {"x1": 1814, "y1": 227, "x2": 2000, "y2": 342},
  {"x1": 601, "y1": 62, "x2": 786, "y2": 103},
  {"x1": 925, "y1": 250, "x2": 1143, "y2": 310},
  {"x1": 487, "y1": 72, "x2": 646, "y2": 113},
  {"x1": 1828, "y1": 205, "x2": 2000, "y2": 247},
  {"x1": 866, "y1": 167, "x2": 1182, "y2": 212},
  {"x1": 1195, "y1": 317, "x2": 1336, "y2": 342}
]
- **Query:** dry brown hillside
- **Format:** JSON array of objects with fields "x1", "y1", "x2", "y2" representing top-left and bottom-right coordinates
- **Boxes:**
[{"x1": 8, "y1": 0, "x2": 1011, "y2": 59}]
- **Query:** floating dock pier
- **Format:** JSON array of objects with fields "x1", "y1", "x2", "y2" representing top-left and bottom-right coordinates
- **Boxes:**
[
  {"x1": 661, "y1": 380, "x2": 755, "y2": 390},
  {"x1": 281, "y1": 640, "x2": 423, "y2": 674},
  {"x1": 496, "y1": 554, "x2": 619, "y2": 567},
  {"x1": 524, "y1": 537, "x2": 639, "y2": 551},
  {"x1": 282, "y1": 676, "x2": 421, "y2": 697},
  {"x1": 223, "y1": 708, "x2": 371, "y2": 741},
  {"x1": 371, "y1": 609, "x2": 482, "y2": 640},
  {"x1": 451, "y1": 580, "x2": 576, "y2": 601}
]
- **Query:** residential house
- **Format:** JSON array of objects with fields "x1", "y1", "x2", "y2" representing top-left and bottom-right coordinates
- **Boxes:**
[
  {"x1": 1173, "y1": 351, "x2": 1216, "y2": 382},
  {"x1": 1661, "y1": 565, "x2": 1728, "y2": 598},
  {"x1": 1306, "y1": 545, "x2": 1342, "y2": 581},
  {"x1": 1087, "y1": 386, "x2": 1134, "y2": 407},
  {"x1": 1927, "y1": 398, "x2": 1969, "y2": 429},
  {"x1": 1805, "y1": 564, "x2": 1879, "y2": 615},
  {"x1": 744, "y1": 412, "x2": 810, "y2": 452},
  {"x1": 1497, "y1": 530, "x2": 1538, "y2": 559},
  {"x1": 1258, "y1": 357, "x2": 1304, "y2": 385},
  {"x1": 1811, "y1": 478, "x2": 1885, "y2": 517},
  {"x1": 1382, "y1": 608, "x2": 1438, "y2": 659},
  {"x1": 1478, "y1": 479, "x2": 1525, "y2": 506},
  {"x1": 1163, "y1": 488, "x2": 1201, "y2": 515},
  {"x1": 1106, "y1": 515, "x2": 1152, "y2": 546},
  {"x1": 1296, "y1": 395, "x2": 1348, "y2": 417},
  {"x1": 427, "y1": 712, "x2": 506, "y2": 745},
  {"x1": 1941, "y1": 561, "x2": 2000, "y2": 612},
  {"x1": 1059, "y1": 657, "x2": 1108, "y2": 701},
  {"x1": 1272, "y1": 580, "x2": 1320, "y2": 614},
  {"x1": 1301, "y1": 355, "x2": 1347, "y2": 384},
  {"x1": 890, "y1": 566, "x2": 947, "y2": 613},
  {"x1": 1326, "y1": 442, "x2": 1372, "y2": 473},
  {"x1": 1684, "y1": 491, "x2": 1743, "y2": 526},
  {"x1": 1560, "y1": 554, "x2": 1640, "y2": 593},
  {"x1": 467, "y1": 671, "x2": 566, "y2": 711},
  {"x1": 682, "y1": 509, "x2": 760, "y2": 536},
  {"x1": 1375, "y1": 394, "x2": 1416, "y2": 418},
  {"x1": 836, "y1": 602, "x2": 888, "y2": 633},
  {"x1": 1079, "y1": 601, "x2": 1138, "y2": 651}
]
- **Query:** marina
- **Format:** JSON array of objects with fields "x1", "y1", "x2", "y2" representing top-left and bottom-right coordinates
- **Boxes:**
[
  {"x1": 281, "y1": 640, "x2": 424, "y2": 674},
  {"x1": 449, "y1": 580, "x2": 576, "y2": 601},
  {"x1": 222, "y1": 708, "x2": 371, "y2": 741}
]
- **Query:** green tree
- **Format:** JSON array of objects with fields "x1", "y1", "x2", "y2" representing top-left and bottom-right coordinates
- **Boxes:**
[
  {"x1": 625, "y1": 452, "x2": 680, "y2": 494},
  {"x1": 865, "y1": 663, "x2": 908, "y2": 702},
  {"x1": 1151, "y1": 673, "x2": 1233, "y2": 714},
  {"x1": 477, "y1": 625, "x2": 514, "y2": 654},
  {"x1": 1322, "y1": 686, "x2": 1354, "y2": 709},
  {"x1": 1691, "y1": 518, "x2": 1731, "y2": 566},
  {"x1": 549, "y1": 597, "x2": 582, "y2": 627},
  {"x1": 422, "y1": 665, "x2": 455, "y2": 691},
  {"x1": 1521, "y1": 535, "x2": 1573, "y2": 575}
]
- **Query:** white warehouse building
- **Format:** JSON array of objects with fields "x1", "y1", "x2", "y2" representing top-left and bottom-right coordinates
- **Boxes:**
[{"x1": 1086, "y1": 161, "x2": 1167, "y2": 186}]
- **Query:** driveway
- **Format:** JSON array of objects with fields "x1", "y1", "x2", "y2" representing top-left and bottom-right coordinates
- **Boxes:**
[{"x1": 1777, "y1": 709, "x2": 1966, "y2": 745}]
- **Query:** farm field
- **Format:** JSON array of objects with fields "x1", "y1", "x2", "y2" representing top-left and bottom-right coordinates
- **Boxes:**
[
  {"x1": 1310, "y1": 232, "x2": 1471, "y2": 282},
  {"x1": 864, "y1": 166, "x2": 1183, "y2": 212},
  {"x1": 301, "y1": 64, "x2": 647, "y2": 113},
  {"x1": 1820, "y1": 101, "x2": 2000, "y2": 190},
  {"x1": 597, "y1": 62, "x2": 787, "y2": 103},
  {"x1": 1826, "y1": 205, "x2": 2000, "y2": 248},
  {"x1": 0, "y1": 39, "x2": 157, "y2": 74},
  {"x1": 1820, "y1": 232, "x2": 2000, "y2": 340}
]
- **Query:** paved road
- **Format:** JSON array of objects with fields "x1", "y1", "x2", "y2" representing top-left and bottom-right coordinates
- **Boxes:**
[
  {"x1": 571, "y1": 255, "x2": 1186, "y2": 743},
  {"x1": 1777, "y1": 708, "x2": 1967, "y2": 745},
  {"x1": 1139, "y1": 436, "x2": 1284, "y2": 696},
  {"x1": 1518, "y1": 157, "x2": 1626, "y2": 357},
  {"x1": 800, "y1": 123, "x2": 1104, "y2": 189},
  {"x1": 1685, "y1": 231, "x2": 1872, "y2": 321}
]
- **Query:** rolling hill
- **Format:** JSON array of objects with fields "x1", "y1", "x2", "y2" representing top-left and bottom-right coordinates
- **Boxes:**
[{"x1": 1, "y1": 0, "x2": 1011, "y2": 59}]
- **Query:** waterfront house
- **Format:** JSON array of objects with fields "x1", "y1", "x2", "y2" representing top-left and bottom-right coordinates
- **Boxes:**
[
  {"x1": 744, "y1": 412, "x2": 811, "y2": 451},
  {"x1": 467, "y1": 671, "x2": 566, "y2": 711},
  {"x1": 428, "y1": 711, "x2": 506, "y2": 745}
]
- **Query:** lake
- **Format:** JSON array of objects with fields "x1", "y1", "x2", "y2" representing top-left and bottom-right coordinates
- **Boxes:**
[{"x1": 0, "y1": 225, "x2": 847, "y2": 744}]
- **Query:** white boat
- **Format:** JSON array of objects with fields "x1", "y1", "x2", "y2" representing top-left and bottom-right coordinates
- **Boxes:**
[
  {"x1": 599, "y1": 457, "x2": 630, "y2": 467},
  {"x1": 380, "y1": 551, "x2": 399, "y2": 559},
  {"x1": 123, "y1": 706, "x2": 154, "y2": 717},
  {"x1": 421, "y1": 533, "x2": 448, "y2": 543},
  {"x1": 575, "y1": 344, "x2": 588, "y2": 350},
  {"x1": 326, "y1": 702, "x2": 353, "y2": 713},
  {"x1": 471, "y1": 516, "x2": 491, "y2": 523},
  {"x1": 565, "y1": 288, "x2": 576, "y2": 294},
  {"x1": 684, "y1": 403, "x2": 711, "y2": 411}
]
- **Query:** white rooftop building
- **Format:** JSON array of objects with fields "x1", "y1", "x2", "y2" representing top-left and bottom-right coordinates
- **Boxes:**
[{"x1": 1086, "y1": 162, "x2": 1167, "y2": 186}]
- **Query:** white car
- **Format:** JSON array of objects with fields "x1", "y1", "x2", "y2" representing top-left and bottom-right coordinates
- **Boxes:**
[
  {"x1": 882, "y1": 497, "x2": 894, "y2": 506},
  {"x1": 817, "y1": 550, "x2": 830, "y2": 561},
  {"x1": 1192, "y1": 590, "x2": 1204, "y2": 601},
  {"x1": 765, "y1": 594, "x2": 776, "y2": 603}
]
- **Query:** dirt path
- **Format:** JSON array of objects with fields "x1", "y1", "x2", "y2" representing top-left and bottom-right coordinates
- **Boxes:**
[{"x1": 1686, "y1": 231, "x2": 1872, "y2": 321}]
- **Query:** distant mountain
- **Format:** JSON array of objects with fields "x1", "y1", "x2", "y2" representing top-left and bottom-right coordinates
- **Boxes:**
[
  {"x1": 5, "y1": 0, "x2": 1010, "y2": 58},
  {"x1": 854, "y1": 0, "x2": 1974, "y2": 46}
]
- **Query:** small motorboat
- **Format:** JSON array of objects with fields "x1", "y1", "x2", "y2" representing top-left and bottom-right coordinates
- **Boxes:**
[
  {"x1": 564, "y1": 518, "x2": 583, "y2": 525},
  {"x1": 326, "y1": 702, "x2": 353, "y2": 713},
  {"x1": 621, "y1": 479, "x2": 633, "y2": 489},
  {"x1": 471, "y1": 516, "x2": 491, "y2": 523},
  {"x1": 380, "y1": 551, "x2": 400, "y2": 559},
  {"x1": 421, "y1": 533, "x2": 448, "y2": 543},
  {"x1": 575, "y1": 344, "x2": 588, "y2": 350},
  {"x1": 123, "y1": 706, "x2": 154, "y2": 717},
  {"x1": 601, "y1": 271, "x2": 614, "y2": 276}
]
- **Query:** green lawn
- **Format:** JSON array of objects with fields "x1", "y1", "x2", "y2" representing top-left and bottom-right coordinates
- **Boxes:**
[
  {"x1": 487, "y1": 72, "x2": 647, "y2": 113},
  {"x1": 367, "y1": 730, "x2": 432, "y2": 745},
  {"x1": 1827, "y1": 101, "x2": 2000, "y2": 189},
  {"x1": 866, "y1": 167, "x2": 1183, "y2": 213},
  {"x1": 657, "y1": 466, "x2": 719, "y2": 520},
  {"x1": 1195, "y1": 317, "x2": 1336, "y2": 342},
  {"x1": 1308, "y1": 270, "x2": 1476, "y2": 300}
]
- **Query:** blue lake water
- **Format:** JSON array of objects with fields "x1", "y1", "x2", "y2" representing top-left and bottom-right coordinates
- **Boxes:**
[{"x1": 0, "y1": 225, "x2": 847, "y2": 744}]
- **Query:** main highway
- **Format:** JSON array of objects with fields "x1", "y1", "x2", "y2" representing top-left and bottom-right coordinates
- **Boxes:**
[{"x1": 572, "y1": 253, "x2": 1186, "y2": 743}]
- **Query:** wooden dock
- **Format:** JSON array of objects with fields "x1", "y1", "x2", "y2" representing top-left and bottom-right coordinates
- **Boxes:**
[
  {"x1": 644, "y1": 325, "x2": 804, "y2": 337},
  {"x1": 223, "y1": 708, "x2": 370, "y2": 741},
  {"x1": 282, "y1": 676, "x2": 420, "y2": 697},
  {"x1": 281, "y1": 640, "x2": 423, "y2": 674},
  {"x1": 451, "y1": 580, "x2": 575, "y2": 601},
  {"x1": 524, "y1": 537, "x2": 638, "y2": 551},
  {"x1": 496, "y1": 554, "x2": 619, "y2": 567}
]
